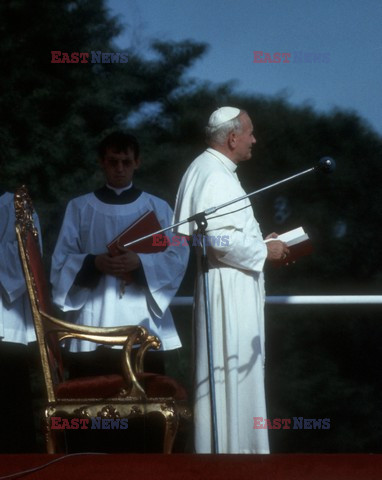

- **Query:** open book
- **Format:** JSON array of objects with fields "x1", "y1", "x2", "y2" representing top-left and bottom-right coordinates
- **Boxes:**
[{"x1": 265, "y1": 226, "x2": 312, "y2": 264}]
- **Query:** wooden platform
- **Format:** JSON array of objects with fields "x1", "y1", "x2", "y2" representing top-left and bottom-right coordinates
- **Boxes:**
[{"x1": 1, "y1": 453, "x2": 382, "y2": 480}]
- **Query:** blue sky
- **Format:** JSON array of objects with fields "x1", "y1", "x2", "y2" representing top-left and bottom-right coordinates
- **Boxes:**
[{"x1": 107, "y1": 0, "x2": 382, "y2": 135}]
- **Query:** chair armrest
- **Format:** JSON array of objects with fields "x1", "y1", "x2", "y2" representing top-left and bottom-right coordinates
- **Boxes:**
[
  {"x1": 40, "y1": 310, "x2": 147, "y2": 339},
  {"x1": 41, "y1": 310, "x2": 162, "y2": 397},
  {"x1": 135, "y1": 335, "x2": 161, "y2": 374}
]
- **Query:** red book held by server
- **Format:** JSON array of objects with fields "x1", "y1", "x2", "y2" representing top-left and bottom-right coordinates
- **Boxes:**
[{"x1": 107, "y1": 210, "x2": 167, "y2": 257}]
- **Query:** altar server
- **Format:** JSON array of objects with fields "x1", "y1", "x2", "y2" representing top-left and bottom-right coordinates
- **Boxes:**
[{"x1": 50, "y1": 132, "x2": 189, "y2": 361}]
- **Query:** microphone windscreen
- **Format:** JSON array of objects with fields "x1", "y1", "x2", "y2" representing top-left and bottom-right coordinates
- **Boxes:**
[{"x1": 318, "y1": 157, "x2": 336, "y2": 173}]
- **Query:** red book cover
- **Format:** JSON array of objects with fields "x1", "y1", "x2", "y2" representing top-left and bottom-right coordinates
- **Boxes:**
[
  {"x1": 107, "y1": 210, "x2": 167, "y2": 257},
  {"x1": 285, "y1": 238, "x2": 313, "y2": 264}
]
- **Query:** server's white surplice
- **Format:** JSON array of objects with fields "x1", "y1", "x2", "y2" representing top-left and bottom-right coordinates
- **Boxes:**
[
  {"x1": 0, "y1": 192, "x2": 39, "y2": 344},
  {"x1": 174, "y1": 148, "x2": 270, "y2": 453},
  {"x1": 50, "y1": 190, "x2": 189, "y2": 352}
]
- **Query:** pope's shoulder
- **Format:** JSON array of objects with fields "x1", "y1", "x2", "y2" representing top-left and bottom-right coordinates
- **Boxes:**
[
  {"x1": 188, "y1": 149, "x2": 218, "y2": 169},
  {"x1": 181, "y1": 149, "x2": 234, "y2": 187}
]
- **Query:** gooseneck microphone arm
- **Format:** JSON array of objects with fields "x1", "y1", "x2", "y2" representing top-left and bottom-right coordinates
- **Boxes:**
[
  {"x1": 188, "y1": 156, "x2": 335, "y2": 221},
  {"x1": 122, "y1": 157, "x2": 335, "y2": 249},
  {"x1": 198, "y1": 166, "x2": 315, "y2": 218}
]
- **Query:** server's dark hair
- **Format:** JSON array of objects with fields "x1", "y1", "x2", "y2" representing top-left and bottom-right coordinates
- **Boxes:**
[{"x1": 97, "y1": 131, "x2": 140, "y2": 159}]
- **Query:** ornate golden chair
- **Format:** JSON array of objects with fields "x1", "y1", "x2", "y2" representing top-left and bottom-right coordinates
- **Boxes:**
[{"x1": 14, "y1": 185, "x2": 190, "y2": 454}]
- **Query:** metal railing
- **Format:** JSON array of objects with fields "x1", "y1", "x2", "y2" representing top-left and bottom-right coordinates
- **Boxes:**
[{"x1": 171, "y1": 295, "x2": 382, "y2": 306}]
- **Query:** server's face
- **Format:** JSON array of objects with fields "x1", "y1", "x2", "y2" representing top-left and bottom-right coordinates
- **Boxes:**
[{"x1": 100, "y1": 147, "x2": 140, "y2": 188}]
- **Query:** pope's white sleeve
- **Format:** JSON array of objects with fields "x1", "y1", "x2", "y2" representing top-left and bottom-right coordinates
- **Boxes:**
[
  {"x1": 203, "y1": 225, "x2": 267, "y2": 273},
  {"x1": 188, "y1": 173, "x2": 267, "y2": 273}
]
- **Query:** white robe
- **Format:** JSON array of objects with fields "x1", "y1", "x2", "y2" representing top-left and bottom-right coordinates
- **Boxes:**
[
  {"x1": 0, "y1": 192, "x2": 39, "y2": 344},
  {"x1": 174, "y1": 148, "x2": 269, "y2": 454},
  {"x1": 50, "y1": 189, "x2": 189, "y2": 352}
]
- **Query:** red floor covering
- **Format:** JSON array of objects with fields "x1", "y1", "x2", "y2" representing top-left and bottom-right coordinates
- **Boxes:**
[{"x1": 0, "y1": 454, "x2": 382, "y2": 480}]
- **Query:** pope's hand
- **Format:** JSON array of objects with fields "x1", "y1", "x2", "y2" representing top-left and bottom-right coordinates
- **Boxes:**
[{"x1": 266, "y1": 238, "x2": 290, "y2": 262}]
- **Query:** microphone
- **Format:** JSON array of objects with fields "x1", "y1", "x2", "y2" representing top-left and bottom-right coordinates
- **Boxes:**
[{"x1": 317, "y1": 156, "x2": 336, "y2": 174}]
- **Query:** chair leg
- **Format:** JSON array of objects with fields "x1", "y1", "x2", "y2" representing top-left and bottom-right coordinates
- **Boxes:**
[
  {"x1": 44, "y1": 414, "x2": 57, "y2": 454},
  {"x1": 161, "y1": 405, "x2": 179, "y2": 454}
]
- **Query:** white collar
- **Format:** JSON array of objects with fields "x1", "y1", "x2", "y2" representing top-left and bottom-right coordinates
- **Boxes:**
[
  {"x1": 207, "y1": 148, "x2": 238, "y2": 173},
  {"x1": 106, "y1": 183, "x2": 133, "y2": 195}
]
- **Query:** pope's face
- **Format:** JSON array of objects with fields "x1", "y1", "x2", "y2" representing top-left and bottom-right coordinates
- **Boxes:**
[
  {"x1": 233, "y1": 113, "x2": 256, "y2": 163},
  {"x1": 100, "y1": 147, "x2": 140, "y2": 188}
]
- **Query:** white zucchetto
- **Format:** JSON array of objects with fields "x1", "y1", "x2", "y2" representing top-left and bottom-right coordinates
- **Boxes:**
[{"x1": 207, "y1": 107, "x2": 241, "y2": 128}]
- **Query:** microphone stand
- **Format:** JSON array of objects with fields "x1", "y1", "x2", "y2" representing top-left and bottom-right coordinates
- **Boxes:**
[
  {"x1": 192, "y1": 212, "x2": 219, "y2": 454},
  {"x1": 122, "y1": 162, "x2": 324, "y2": 454}
]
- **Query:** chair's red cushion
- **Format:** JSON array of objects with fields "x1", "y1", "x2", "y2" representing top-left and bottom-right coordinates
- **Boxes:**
[
  {"x1": 56, "y1": 373, "x2": 188, "y2": 401},
  {"x1": 138, "y1": 373, "x2": 188, "y2": 401},
  {"x1": 26, "y1": 230, "x2": 53, "y2": 315},
  {"x1": 25, "y1": 230, "x2": 64, "y2": 383}
]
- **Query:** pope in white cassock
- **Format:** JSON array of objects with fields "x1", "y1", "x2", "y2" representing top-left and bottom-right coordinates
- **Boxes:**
[
  {"x1": 50, "y1": 132, "x2": 189, "y2": 360},
  {"x1": 173, "y1": 107, "x2": 289, "y2": 453}
]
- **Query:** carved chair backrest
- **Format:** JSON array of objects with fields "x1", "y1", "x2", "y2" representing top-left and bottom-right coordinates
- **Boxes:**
[{"x1": 15, "y1": 186, "x2": 64, "y2": 400}]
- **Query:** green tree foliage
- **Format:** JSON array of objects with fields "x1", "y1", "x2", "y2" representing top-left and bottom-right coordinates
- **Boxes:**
[{"x1": 0, "y1": 0, "x2": 206, "y2": 249}]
